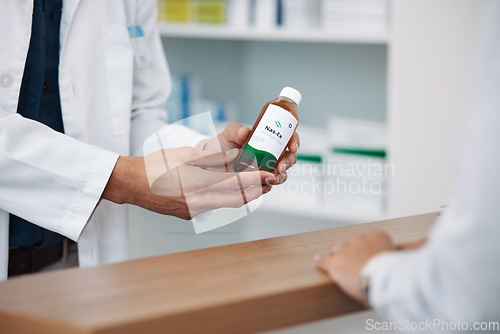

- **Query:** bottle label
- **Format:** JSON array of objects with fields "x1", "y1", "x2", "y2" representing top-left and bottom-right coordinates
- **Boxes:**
[{"x1": 243, "y1": 104, "x2": 298, "y2": 171}]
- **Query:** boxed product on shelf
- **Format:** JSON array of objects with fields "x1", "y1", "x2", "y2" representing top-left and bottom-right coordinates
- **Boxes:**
[
  {"x1": 323, "y1": 152, "x2": 387, "y2": 215},
  {"x1": 165, "y1": 74, "x2": 233, "y2": 129},
  {"x1": 266, "y1": 125, "x2": 327, "y2": 201},
  {"x1": 281, "y1": 0, "x2": 320, "y2": 29},
  {"x1": 323, "y1": 116, "x2": 388, "y2": 215},
  {"x1": 158, "y1": 0, "x2": 227, "y2": 24},
  {"x1": 198, "y1": 0, "x2": 227, "y2": 24},
  {"x1": 261, "y1": 123, "x2": 385, "y2": 221},
  {"x1": 157, "y1": 0, "x2": 323, "y2": 31},
  {"x1": 161, "y1": 0, "x2": 196, "y2": 22},
  {"x1": 165, "y1": 75, "x2": 197, "y2": 122},
  {"x1": 227, "y1": 0, "x2": 251, "y2": 27},
  {"x1": 251, "y1": 0, "x2": 278, "y2": 29},
  {"x1": 157, "y1": 0, "x2": 390, "y2": 36},
  {"x1": 321, "y1": 0, "x2": 389, "y2": 32},
  {"x1": 327, "y1": 116, "x2": 386, "y2": 151}
]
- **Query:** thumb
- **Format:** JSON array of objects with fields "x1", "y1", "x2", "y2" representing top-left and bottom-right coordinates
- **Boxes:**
[{"x1": 236, "y1": 126, "x2": 251, "y2": 146}]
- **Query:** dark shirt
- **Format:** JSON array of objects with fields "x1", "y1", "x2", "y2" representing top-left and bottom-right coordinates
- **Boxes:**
[{"x1": 10, "y1": 0, "x2": 65, "y2": 249}]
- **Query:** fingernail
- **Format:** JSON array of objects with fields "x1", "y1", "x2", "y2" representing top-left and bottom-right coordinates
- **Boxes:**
[
  {"x1": 225, "y1": 148, "x2": 239, "y2": 158},
  {"x1": 296, "y1": 143, "x2": 299, "y2": 151},
  {"x1": 313, "y1": 254, "x2": 321, "y2": 261},
  {"x1": 265, "y1": 176, "x2": 277, "y2": 185},
  {"x1": 281, "y1": 163, "x2": 287, "y2": 173}
]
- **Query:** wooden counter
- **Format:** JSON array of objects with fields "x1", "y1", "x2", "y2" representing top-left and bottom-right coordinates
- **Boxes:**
[{"x1": 0, "y1": 213, "x2": 437, "y2": 334}]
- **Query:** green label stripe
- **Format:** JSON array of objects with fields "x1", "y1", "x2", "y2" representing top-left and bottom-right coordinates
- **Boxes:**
[
  {"x1": 332, "y1": 148, "x2": 387, "y2": 158},
  {"x1": 296, "y1": 154, "x2": 323, "y2": 164},
  {"x1": 241, "y1": 144, "x2": 277, "y2": 172}
]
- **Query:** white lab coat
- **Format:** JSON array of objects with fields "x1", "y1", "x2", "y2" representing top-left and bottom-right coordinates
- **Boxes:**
[
  {"x1": 0, "y1": 0, "x2": 206, "y2": 280},
  {"x1": 361, "y1": 1, "x2": 500, "y2": 332}
]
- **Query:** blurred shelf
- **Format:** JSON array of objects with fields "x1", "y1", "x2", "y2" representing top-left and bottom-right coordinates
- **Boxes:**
[
  {"x1": 258, "y1": 194, "x2": 385, "y2": 224},
  {"x1": 157, "y1": 22, "x2": 390, "y2": 45}
]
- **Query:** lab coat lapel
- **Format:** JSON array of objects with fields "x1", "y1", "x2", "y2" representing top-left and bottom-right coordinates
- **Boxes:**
[
  {"x1": 60, "y1": 0, "x2": 82, "y2": 56},
  {"x1": 0, "y1": 0, "x2": 33, "y2": 115}
]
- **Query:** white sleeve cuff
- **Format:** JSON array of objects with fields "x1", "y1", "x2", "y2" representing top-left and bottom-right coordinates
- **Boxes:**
[
  {"x1": 361, "y1": 251, "x2": 412, "y2": 307},
  {"x1": 61, "y1": 150, "x2": 119, "y2": 242}
]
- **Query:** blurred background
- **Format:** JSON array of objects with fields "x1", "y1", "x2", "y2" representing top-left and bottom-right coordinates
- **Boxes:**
[
  {"x1": 130, "y1": 0, "x2": 484, "y2": 265},
  {"x1": 129, "y1": 1, "x2": 486, "y2": 331}
]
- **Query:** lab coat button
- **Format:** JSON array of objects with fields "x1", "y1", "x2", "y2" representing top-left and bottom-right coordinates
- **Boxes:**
[{"x1": 0, "y1": 74, "x2": 13, "y2": 88}]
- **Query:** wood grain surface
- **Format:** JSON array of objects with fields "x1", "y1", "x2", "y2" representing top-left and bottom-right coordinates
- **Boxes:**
[{"x1": 0, "y1": 212, "x2": 438, "y2": 334}]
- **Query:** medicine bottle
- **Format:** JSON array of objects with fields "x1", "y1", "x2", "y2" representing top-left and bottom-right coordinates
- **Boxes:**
[{"x1": 233, "y1": 87, "x2": 301, "y2": 172}]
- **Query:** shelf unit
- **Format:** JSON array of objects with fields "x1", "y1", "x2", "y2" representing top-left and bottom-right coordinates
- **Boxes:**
[
  {"x1": 259, "y1": 195, "x2": 383, "y2": 223},
  {"x1": 157, "y1": 22, "x2": 391, "y2": 44}
]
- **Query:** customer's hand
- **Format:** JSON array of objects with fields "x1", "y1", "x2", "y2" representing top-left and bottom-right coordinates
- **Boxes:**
[
  {"x1": 103, "y1": 146, "x2": 276, "y2": 220},
  {"x1": 396, "y1": 237, "x2": 427, "y2": 251},
  {"x1": 203, "y1": 123, "x2": 300, "y2": 184},
  {"x1": 314, "y1": 229, "x2": 395, "y2": 305}
]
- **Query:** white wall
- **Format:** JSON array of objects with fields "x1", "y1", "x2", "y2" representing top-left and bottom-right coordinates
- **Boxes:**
[{"x1": 387, "y1": 0, "x2": 486, "y2": 217}]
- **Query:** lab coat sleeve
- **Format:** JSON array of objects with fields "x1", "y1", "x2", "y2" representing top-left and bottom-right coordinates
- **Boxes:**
[
  {"x1": 361, "y1": 1, "x2": 500, "y2": 327},
  {"x1": 128, "y1": 0, "x2": 207, "y2": 156},
  {"x1": 0, "y1": 109, "x2": 119, "y2": 241}
]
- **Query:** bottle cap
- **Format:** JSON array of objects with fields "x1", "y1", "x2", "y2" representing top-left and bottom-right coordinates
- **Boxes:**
[{"x1": 279, "y1": 87, "x2": 302, "y2": 106}]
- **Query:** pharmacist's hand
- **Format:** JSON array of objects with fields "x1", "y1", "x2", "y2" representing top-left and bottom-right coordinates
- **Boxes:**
[
  {"x1": 314, "y1": 229, "x2": 395, "y2": 305},
  {"x1": 102, "y1": 147, "x2": 275, "y2": 220},
  {"x1": 204, "y1": 122, "x2": 300, "y2": 184}
]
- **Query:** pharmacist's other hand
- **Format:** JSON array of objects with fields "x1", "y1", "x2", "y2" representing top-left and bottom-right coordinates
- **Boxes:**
[
  {"x1": 314, "y1": 229, "x2": 395, "y2": 305},
  {"x1": 102, "y1": 147, "x2": 275, "y2": 220},
  {"x1": 205, "y1": 122, "x2": 300, "y2": 184}
]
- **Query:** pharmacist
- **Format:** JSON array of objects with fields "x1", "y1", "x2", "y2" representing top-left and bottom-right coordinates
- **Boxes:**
[
  {"x1": 315, "y1": 0, "x2": 500, "y2": 329},
  {"x1": 0, "y1": 0, "x2": 299, "y2": 280}
]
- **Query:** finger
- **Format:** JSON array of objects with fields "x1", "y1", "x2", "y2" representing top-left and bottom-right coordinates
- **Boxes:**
[
  {"x1": 275, "y1": 152, "x2": 297, "y2": 176},
  {"x1": 276, "y1": 171, "x2": 287, "y2": 184},
  {"x1": 188, "y1": 148, "x2": 239, "y2": 168},
  {"x1": 145, "y1": 148, "x2": 235, "y2": 191},
  {"x1": 202, "y1": 170, "x2": 276, "y2": 193},
  {"x1": 179, "y1": 163, "x2": 275, "y2": 195},
  {"x1": 189, "y1": 184, "x2": 270, "y2": 212},
  {"x1": 151, "y1": 165, "x2": 236, "y2": 196},
  {"x1": 396, "y1": 238, "x2": 427, "y2": 251},
  {"x1": 314, "y1": 254, "x2": 333, "y2": 275},
  {"x1": 217, "y1": 123, "x2": 249, "y2": 150},
  {"x1": 168, "y1": 146, "x2": 226, "y2": 167},
  {"x1": 243, "y1": 184, "x2": 271, "y2": 203},
  {"x1": 282, "y1": 151, "x2": 298, "y2": 169},
  {"x1": 329, "y1": 241, "x2": 345, "y2": 255},
  {"x1": 236, "y1": 126, "x2": 251, "y2": 146},
  {"x1": 287, "y1": 132, "x2": 300, "y2": 153}
]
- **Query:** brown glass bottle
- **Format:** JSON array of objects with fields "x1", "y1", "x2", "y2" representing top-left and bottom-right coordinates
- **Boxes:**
[{"x1": 233, "y1": 87, "x2": 301, "y2": 173}]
